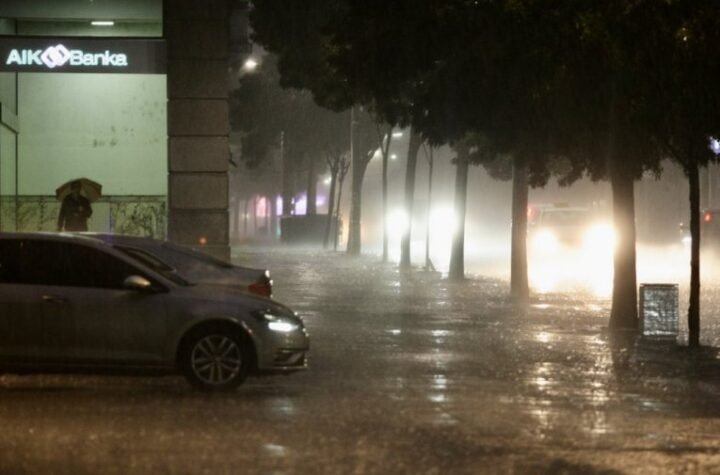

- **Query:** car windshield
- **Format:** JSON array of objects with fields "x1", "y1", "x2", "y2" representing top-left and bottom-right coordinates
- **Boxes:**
[
  {"x1": 540, "y1": 210, "x2": 591, "y2": 226},
  {"x1": 116, "y1": 246, "x2": 191, "y2": 286},
  {"x1": 162, "y1": 242, "x2": 234, "y2": 269}
]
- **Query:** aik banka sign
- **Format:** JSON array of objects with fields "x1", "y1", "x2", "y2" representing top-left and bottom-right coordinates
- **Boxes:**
[{"x1": 0, "y1": 37, "x2": 165, "y2": 74}]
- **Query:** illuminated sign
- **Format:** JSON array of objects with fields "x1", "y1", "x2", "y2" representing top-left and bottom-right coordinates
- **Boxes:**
[
  {"x1": 6, "y1": 45, "x2": 128, "y2": 68},
  {"x1": 0, "y1": 37, "x2": 165, "y2": 74}
]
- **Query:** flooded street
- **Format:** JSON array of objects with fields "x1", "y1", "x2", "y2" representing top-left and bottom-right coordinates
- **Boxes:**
[{"x1": 1, "y1": 247, "x2": 720, "y2": 474}]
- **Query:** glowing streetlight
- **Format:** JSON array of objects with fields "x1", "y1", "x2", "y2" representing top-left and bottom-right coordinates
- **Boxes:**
[
  {"x1": 710, "y1": 137, "x2": 720, "y2": 155},
  {"x1": 243, "y1": 57, "x2": 259, "y2": 71}
]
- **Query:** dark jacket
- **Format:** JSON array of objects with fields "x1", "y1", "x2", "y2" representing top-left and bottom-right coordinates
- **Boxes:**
[{"x1": 57, "y1": 194, "x2": 92, "y2": 231}]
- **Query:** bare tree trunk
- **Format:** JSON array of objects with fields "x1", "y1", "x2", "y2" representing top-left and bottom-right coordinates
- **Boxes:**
[
  {"x1": 425, "y1": 146, "x2": 434, "y2": 271},
  {"x1": 335, "y1": 176, "x2": 345, "y2": 252},
  {"x1": 347, "y1": 159, "x2": 368, "y2": 255},
  {"x1": 324, "y1": 169, "x2": 338, "y2": 249},
  {"x1": 510, "y1": 158, "x2": 529, "y2": 302},
  {"x1": 347, "y1": 107, "x2": 362, "y2": 256},
  {"x1": 253, "y1": 195, "x2": 259, "y2": 236},
  {"x1": 270, "y1": 193, "x2": 278, "y2": 240},
  {"x1": 688, "y1": 162, "x2": 701, "y2": 347},
  {"x1": 281, "y1": 151, "x2": 294, "y2": 216},
  {"x1": 306, "y1": 159, "x2": 317, "y2": 215},
  {"x1": 399, "y1": 128, "x2": 422, "y2": 271},
  {"x1": 448, "y1": 145, "x2": 470, "y2": 282},
  {"x1": 609, "y1": 164, "x2": 638, "y2": 330},
  {"x1": 265, "y1": 195, "x2": 271, "y2": 237},
  {"x1": 379, "y1": 126, "x2": 393, "y2": 263},
  {"x1": 231, "y1": 198, "x2": 240, "y2": 240},
  {"x1": 346, "y1": 107, "x2": 374, "y2": 256},
  {"x1": 335, "y1": 159, "x2": 349, "y2": 252},
  {"x1": 243, "y1": 199, "x2": 249, "y2": 237},
  {"x1": 382, "y1": 150, "x2": 389, "y2": 262}
]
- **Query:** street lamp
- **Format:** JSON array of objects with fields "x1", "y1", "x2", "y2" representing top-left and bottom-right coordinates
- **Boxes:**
[{"x1": 243, "y1": 57, "x2": 259, "y2": 71}]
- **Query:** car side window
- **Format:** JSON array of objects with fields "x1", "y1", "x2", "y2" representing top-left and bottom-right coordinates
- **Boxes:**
[
  {"x1": 0, "y1": 240, "x2": 22, "y2": 283},
  {"x1": 66, "y1": 243, "x2": 149, "y2": 289},
  {"x1": 0, "y1": 239, "x2": 67, "y2": 286},
  {"x1": 1, "y1": 240, "x2": 144, "y2": 289}
]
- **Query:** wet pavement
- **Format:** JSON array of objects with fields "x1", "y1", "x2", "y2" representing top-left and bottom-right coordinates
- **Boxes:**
[{"x1": 1, "y1": 247, "x2": 720, "y2": 474}]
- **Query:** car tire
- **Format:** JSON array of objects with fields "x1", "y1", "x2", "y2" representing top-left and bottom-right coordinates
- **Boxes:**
[{"x1": 179, "y1": 324, "x2": 249, "y2": 391}]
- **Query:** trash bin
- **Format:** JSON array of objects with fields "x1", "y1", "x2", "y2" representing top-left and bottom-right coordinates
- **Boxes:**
[{"x1": 639, "y1": 284, "x2": 679, "y2": 337}]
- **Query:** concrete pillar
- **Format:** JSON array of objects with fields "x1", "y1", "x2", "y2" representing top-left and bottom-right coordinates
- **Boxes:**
[{"x1": 164, "y1": 0, "x2": 231, "y2": 260}]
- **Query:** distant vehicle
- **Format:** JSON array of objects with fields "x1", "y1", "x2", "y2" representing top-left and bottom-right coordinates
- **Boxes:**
[
  {"x1": 83, "y1": 233, "x2": 273, "y2": 298},
  {"x1": 0, "y1": 232, "x2": 308, "y2": 390},
  {"x1": 528, "y1": 204, "x2": 615, "y2": 254},
  {"x1": 680, "y1": 209, "x2": 720, "y2": 247}
]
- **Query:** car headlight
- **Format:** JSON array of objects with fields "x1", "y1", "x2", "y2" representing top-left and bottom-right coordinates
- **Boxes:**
[
  {"x1": 583, "y1": 223, "x2": 615, "y2": 251},
  {"x1": 267, "y1": 321, "x2": 298, "y2": 332},
  {"x1": 532, "y1": 229, "x2": 559, "y2": 252},
  {"x1": 254, "y1": 310, "x2": 301, "y2": 333}
]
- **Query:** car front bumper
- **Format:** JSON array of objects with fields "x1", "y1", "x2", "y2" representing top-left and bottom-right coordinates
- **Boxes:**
[{"x1": 255, "y1": 327, "x2": 310, "y2": 373}]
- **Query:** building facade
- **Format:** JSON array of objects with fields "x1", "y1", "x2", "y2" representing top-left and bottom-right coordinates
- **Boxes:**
[{"x1": 0, "y1": 0, "x2": 245, "y2": 259}]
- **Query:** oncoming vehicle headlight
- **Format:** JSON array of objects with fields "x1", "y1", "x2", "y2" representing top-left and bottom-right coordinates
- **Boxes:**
[
  {"x1": 255, "y1": 310, "x2": 301, "y2": 333},
  {"x1": 583, "y1": 223, "x2": 615, "y2": 251},
  {"x1": 387, "y1": 209, "x2": 409, "y2": 240},
  {"x1": 532, "y1": 229, "x2": 559, "y2": 252}
]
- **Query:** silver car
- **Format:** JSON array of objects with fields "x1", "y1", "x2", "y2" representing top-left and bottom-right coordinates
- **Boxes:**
[
  {"x1": 83, "y1": 233, "x2": 273, "y2": 298},
  {"x1": 0, "y1": 232, "x2": 309, "y2": 390}
]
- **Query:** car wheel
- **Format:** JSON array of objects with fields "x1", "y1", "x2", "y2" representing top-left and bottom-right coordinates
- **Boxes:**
[{"x1": 180, "y1": 326, "x2": 249, "y2": 391}]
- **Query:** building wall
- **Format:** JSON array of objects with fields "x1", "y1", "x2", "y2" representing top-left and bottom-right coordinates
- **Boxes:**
[
  {"x1": 0, "y1": 13, "x2": 17, "y2": 231},
  {"x1": 0, "y1": 3, "x2": 168, "y2": 236},
  {"x1": 0, "y1": 0, "x2": 238, "y2": 257},
  {"x1": 0, "y1": 125, "x2": 16, "y2": 196},
  {"x1": 0, "y1": 0, "x2": 161, "y2": 21},
  {"x1": 17, "y1": 22, "x2": 161, "y2": 37},
  {"x1": 165, "y1": 0, "x2": 231, "y2": 260},
  {"x1": 17, "y1": 74, "x2": 166, "y2": 196},
  {"x1": 0, "y1": 73, "x2": 16, "y2": 112}
]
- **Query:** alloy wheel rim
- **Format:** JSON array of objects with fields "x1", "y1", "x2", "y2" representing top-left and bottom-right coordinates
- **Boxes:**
[{"x1": 190, "y1": 335, "x2": 242, "y2": 385}]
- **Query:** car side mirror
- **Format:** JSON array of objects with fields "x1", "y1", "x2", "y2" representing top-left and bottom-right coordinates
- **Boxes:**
[{"x1": 123, "y1": 275, "x2": 154, "y2": 292}]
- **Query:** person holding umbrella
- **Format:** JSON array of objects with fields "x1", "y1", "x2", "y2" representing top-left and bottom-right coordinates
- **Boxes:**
[{"x1": 57, "y1": 179, "x2": 94, "y2": 232}]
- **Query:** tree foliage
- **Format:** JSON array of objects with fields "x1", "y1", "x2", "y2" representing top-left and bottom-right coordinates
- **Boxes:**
[
  {"x1": 250, "y1": 1, "x2": 720, "y2": 339},
  {"x1": 230, "y1": 55, "x2": 350, "y2": 214}
]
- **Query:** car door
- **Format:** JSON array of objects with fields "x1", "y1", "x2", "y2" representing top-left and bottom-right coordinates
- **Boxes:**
[
  {"x1": 0, "y1": 238, "x2": 168, "y2": 366},
  {"x1": 0, "y1": 238, "x2": 75, "y2": 363},
  {"x1": 54, "y1": 241, "x2": 169, "y2": 366}
]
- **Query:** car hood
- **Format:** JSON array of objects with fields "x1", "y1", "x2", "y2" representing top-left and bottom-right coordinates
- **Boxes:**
[
  {"x1": 181, "y1": 266, "x2": 265, "y2": 285},
  {"x1": 172, "y1": 283, "x2": 294, "y2": 315}
]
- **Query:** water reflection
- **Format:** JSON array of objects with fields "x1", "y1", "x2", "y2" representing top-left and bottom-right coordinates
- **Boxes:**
[
  {"x1": 427, "y1": 374, "x2": 456, "y2": 425},
  {"x1": 386, "y1": 376, "x2": 406, "y2": 401},
  {"x1": 525, "y1": 354, "x2": 617, "y2": 439},
  {"x1": 534, "y1": 332, "x2": 554, "y2": 344},
  {"x1": 529, "y1": 407, "x2": 552, "y2": 438},
  {"x1": 429, "y1": 393, "x2": 447, "y2": 403},
  {"x1": 530, "y1": 363, "x2": 555, "y2": 392},
  {"x1": 581, "y1": 410, "x2": 610, "y2": 436},
  {"x1": 268, "y1": 397, "x2": 296, "y2": 417},
  {"x1": 432, "y1": 374, "x2": 448, "y2": 390},
  {"x1": 263, "y1": 443, "x2": 288, "y2": 457},
  {"x1": 431, "y1": 329, "x2": 450, "y2": 345}
]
